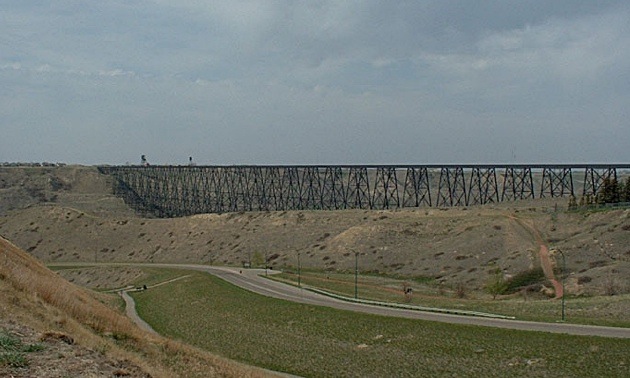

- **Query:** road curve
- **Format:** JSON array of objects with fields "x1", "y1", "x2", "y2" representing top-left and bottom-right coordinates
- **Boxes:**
[{"x1": 51, "y1": 262, "x2": 630, "y2": 339}]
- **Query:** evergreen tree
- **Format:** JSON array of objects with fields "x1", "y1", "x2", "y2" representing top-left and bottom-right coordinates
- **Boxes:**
[
  {"x1": 568, "y1": 195, "x2": 577, "y2": 210},
  {"x1": 597, "y1": 179, "x2": 609, "y2": 204},
  {"x1": 613, "y1": 178, "x2": 622, "y2": 203},
  {"x1": 578, "y1": 195, "x2": 586, "y2": 207},
  {"x1": 599, "y1": 177, "x2": 621, "y2": 204},
  {"x1": 623, "y1": 176, "x2": 630, "y2": 202}
]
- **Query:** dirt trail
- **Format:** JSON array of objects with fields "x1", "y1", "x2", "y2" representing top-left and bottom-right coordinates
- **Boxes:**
[
  {"x1": 120, "y1": 275, "x2": 191, "y2": 334},
  {"x1": 507, "y1": 215, "x2": 563, "y2": 298}
]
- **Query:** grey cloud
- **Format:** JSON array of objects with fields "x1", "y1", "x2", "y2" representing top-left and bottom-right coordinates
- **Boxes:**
[{"x1": 1, "y1": 1, "x2": 629, "y2": 164}]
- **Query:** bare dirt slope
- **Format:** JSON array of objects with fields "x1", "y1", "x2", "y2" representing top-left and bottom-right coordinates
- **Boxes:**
[{"x1": 1, "y1": 166, "x2": 629, "y2": 296}]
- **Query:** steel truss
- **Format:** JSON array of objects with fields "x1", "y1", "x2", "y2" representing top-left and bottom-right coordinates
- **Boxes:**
[
  {"x1": 583, "y1": 167, "x2": 617, "y2": 199},
  {"x1": 98, "y1": 164, "x2": 629, "y2": 217}
]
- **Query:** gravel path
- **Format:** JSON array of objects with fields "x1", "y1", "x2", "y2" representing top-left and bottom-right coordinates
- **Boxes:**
[
  {"x1": 120, "y1": 290, "x2": 158, "y2": 335},
  {"x1": 119, "y1": 275, "x2": 191, "y2": 334}
]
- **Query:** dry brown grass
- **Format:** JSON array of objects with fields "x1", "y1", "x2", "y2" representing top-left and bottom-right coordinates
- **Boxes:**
[
  {"x1": 2, "y1": 238, "x2": 132, "y2": 335},
  {"x1": 0, "y1": 236, "x2": 279, "y2": 378}
]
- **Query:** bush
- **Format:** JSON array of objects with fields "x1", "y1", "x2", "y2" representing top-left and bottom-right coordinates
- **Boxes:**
[
  {"x1": 504, "y1": 268, "x2": 546, "y2": 294},
  {"x1": 0, "y1": 331, "x2": 20, "y2": 351},
  {"x1": 454, "y1": 282, "x2": 467, "y2": 299},
  {"x1": 603, "y1": 275, "x2": 619, "y2": 296},
  {"x1": 577, "y1": 276, "x2": 592, "y2": 284},
  {"x1": 0, "y1": 351, "x2": 27, "y2": 368},
  {"x1": 0, "y1": 330, "x2": 28, "y2": 368},
  {"x1": 485, "y1": 271, "x2": 509, "y2": 299}
]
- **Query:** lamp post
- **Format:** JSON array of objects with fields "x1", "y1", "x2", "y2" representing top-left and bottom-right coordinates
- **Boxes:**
[
  {"x1": 557, "y1": 249, "x2": 566, "y2": 321},
  {"x1": 297, "y1": 251, "x2": 301, "y2": 288},
  {"x1": 354, "y1": 252, "x2": 359, "y2": 299}
]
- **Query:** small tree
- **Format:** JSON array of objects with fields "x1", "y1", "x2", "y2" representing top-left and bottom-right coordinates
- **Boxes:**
[
  {"x1": 485, "y1": 271, "x2": 509, "y2": 299},
  {"x1": 603, "y1": 275, "x2": 619, "y2": 296},
  {"x1": 402, "y1": 282, "x2": 413, "y2": 303},
  {"x1": 586, "y1": 194, "x2": 594, "y2": 205},
  {"x1": 454, "y1": 282, "x2": 467, "y2": 299},
  {"x1": 623, "y1": 177, "x2": 630, "y2": 202},
  {"x1": 578, "y1": 195, "x2": 586, "y2": 207},
  {"x1": 598, "y1": 177, "x2": 621, "y2": 204},
  {"x1": 251, "y1": 251, "x2": 264, "y2": 267},
  {"x1": 567, "y1": 195, "x2": 577, "y2": 210}
]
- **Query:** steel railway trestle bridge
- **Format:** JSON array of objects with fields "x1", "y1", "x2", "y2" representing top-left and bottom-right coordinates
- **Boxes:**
[{"x1": 98, "y1": 164, "x2": 630, "y2": 218}]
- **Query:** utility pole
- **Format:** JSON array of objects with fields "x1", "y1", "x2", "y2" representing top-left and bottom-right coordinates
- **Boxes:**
[
  {"x1": 354, "y1": 252, "x2": 359, "y2": 299},
  {"x1": 297, "y1": 251, "x2": 301, "y2": 288},
  {"x1": 557, "y1": 249, "x2": 566, "y2": 321}
]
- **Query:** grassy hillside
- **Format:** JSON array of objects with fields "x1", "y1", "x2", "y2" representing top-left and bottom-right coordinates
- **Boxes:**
[
  {"x1": 2, "y1": 203, "x2": 629, "y2": 297},
  {"x1": 0, "y1": 236, "x2": 278, "y2": 377}
]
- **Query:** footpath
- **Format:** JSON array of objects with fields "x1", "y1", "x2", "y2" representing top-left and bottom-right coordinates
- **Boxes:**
[{"x1": 117, "y1": 275, "x2": 191, "y2": 334}]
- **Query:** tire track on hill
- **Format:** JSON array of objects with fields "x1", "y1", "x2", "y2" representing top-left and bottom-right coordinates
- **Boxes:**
[{"x1": 507, "y1": 215, "x2": 563, "y2": 298}]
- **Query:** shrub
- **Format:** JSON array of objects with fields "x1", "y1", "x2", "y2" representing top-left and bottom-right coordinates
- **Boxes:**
[
  {"x1": 567, "y1": 195, "x2": 578, "y2": 210},
  {"x1": 0, "y1": 329, "x2": 38, "y2": 368},
  {"x1": 454, "y1": 282, "x2": 467, "y2": 299},
  {"x1": 577, "y1": 276, "x2": 592, "y2": 284},
  {"x1": 603, "y1": 275, "x2": 619, "y2": 296},
  {"x1": 485, "y1": 271, "x2": 509, "y2": 299},
  {"x1": 0, "y1": 331, "x2": 20, "y2": 351},
  {"x1": 504, "y1": 268, "x2": 546, "y2": 294},
  {"x1": 0, "y1": 351, "x2": 27, "y2": 368}
]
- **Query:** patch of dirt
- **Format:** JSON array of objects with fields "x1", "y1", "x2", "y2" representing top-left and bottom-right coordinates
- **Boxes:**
[{"x1": 0, "y1": 319, "x2": 150, "y2": 378}]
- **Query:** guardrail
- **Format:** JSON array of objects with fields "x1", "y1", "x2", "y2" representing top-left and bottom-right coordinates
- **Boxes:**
[{"x1": 306, "y1": 287, "x2": 516, "y2": 320}]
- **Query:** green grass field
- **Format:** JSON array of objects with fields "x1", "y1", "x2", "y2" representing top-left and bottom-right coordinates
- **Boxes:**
[
  {"x1": 127, "y1": 267, "x2": 192, "y2": 288},
  {"x1": 131, "y1": 269, "x2": 630, "y2": 377},
  {"x1": 270, "y1": 270, "x2": 630, "y2": 327}
]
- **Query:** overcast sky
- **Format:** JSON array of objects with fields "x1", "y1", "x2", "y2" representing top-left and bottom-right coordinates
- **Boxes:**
[{"x1": 1, "y1": 1, "x2": 629, "y2": 165}]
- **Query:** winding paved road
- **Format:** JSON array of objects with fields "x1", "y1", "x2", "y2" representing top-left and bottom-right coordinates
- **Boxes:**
[{"x1": 71, "y1": 262, "x2": 630, "y2": 340}]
